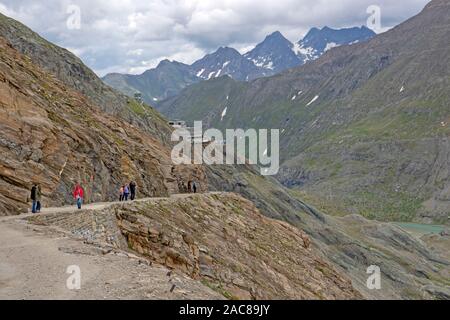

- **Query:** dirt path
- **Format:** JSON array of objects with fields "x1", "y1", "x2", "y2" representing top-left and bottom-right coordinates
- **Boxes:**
[
  {"x1": 1, "y1": 193, "x2": 219, "y2": 222},
  {"x1": 0, "y1": 194, "x2": 223, "y2": 300}
]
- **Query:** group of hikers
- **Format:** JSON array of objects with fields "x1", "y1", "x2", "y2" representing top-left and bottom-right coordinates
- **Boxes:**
[
  {"x1": 30, "y1": 181, "x2": 138, "y2": 213},
  {"x1": 179, "y1": 180, "x2": 199, "y2": 194},
  {"x1": 31, "y1": 182, "x2": 84, "y2": 213},
  {"x1": 30, "y1": 178, "x2": 199, "y2": 213},
  {"x1": 118, "y1": 181, "x2": 137, "y2": 202}
]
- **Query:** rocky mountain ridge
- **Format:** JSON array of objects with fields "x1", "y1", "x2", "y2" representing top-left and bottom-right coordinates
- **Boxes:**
[{"x1": 103, "y1": 26, "x2": 375, "y2": 105}]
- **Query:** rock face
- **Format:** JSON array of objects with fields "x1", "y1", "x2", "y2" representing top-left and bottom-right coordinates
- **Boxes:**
[
  {"x1": 244, "y1": 31, "x2": 303, "y2": 75},
  {"x1": 191, "y1": 47, "x2": 265, "y2": 82},
  {"x1": 0, "y1": 37, "x2": 206, "y2": 215},
  {"x1": 28, "y1": 193, "x2": 361, "y2": 300},
  {"x1": 295, "y1": 26, "x2": 375, "y2": 63},
  {"x1": 0, "y1": 13, "x2": 171, "y2": 143}
]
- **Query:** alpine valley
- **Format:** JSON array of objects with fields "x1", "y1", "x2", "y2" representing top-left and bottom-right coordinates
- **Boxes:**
[{"x1": 158, "y1": 0, "x2": 450, "y2": 225}]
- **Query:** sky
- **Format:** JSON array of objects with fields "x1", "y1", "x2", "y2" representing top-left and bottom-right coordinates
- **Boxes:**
[{"x1": 0, "y1": 0, "x2": 430, "y2": 76}]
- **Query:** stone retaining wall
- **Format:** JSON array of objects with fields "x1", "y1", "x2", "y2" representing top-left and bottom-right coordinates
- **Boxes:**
[{"x1": 26, "y1": 208, "x2": 126, "y2": 248}]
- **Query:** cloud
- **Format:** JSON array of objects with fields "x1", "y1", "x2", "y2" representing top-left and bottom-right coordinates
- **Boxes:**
[{"x1": 0, "y1": 0, "x2": 430, "y2": 76}]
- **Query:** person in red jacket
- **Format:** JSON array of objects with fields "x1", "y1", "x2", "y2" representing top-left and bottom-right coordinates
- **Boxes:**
[{"x1": 73, "y1": 183, "x2": 84, "y2": 210}]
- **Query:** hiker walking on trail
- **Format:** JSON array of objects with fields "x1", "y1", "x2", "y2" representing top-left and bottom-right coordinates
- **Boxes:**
[
  {"x1": 36, "y1": 184, "x2": 42, "y2": 213},
  {"x1": 192, "y1": 181, "x2": 198, "y2": 194},
  {"x1": 73, "y1": 183, "x2": 84, "y2": 210},
  {"x1": 129, "y1": 181, "x2": 137, "y2": 201},
  {"x1": 119, "y1": 186, "x2": 124, "y2": 202},
  {"x1": 30, "y1": 184, "x2": 38, "y2": 214},
  {"x1": 180, "y1": 181, "x2": 187, "y2": 193},
  {"x1": 123, "y1": 184, "x2": 130, "y2": 201}
]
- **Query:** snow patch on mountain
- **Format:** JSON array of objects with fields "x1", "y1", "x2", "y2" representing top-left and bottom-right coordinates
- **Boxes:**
[
  {"x1": 307, "y1": 95, "x2": 319, "y2": 106},
  {"x1": 249, "y1": 56, "x2": 275, "y2": 70},
  {"x1": 221, "y1": 107, "x2": 228, "y2": 121},
  {"x1": 324, "y1": 42, "x2": 339, "y2": 52},
  {"x1": 292, "y1": 42, "x2": 320, "y2": 62},
  {"x1": 291, "y1": 42, "x2": 303, "y2": 56},
  {"x1": 197, "y1": 69, "x2": 205, "y2": 77}
]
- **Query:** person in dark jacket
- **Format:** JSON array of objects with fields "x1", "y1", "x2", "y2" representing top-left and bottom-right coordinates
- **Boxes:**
[
  {"x1": 129, "y1": 181, "x2": 137, "y2": 201},
  {"x1": 30, "y1": 184, "x2": 38, "y2": 213},
  {"x1": 36, "y1": 184, "x2": 42, "y2": 213}
]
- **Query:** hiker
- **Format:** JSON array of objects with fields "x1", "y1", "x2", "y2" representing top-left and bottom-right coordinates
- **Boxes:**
[
  {"x1": 36, "y1": 184, "x2": 42, "y2": 213},
  {"x1": 180, "y1": 182, "x2": 187, "y2": 193},
  {"x1": 123, "y1": 184, "x2": 130, "y2": 201},
  {"x1": 30, "y1": 184, "x2": 38, "y2": 213},
  {"x1": 73, "y1": 183, "x2": 84, "y2": 210},
  {"x1": 129, "y1": 181, "x2": 137, "y2": 201},
  {"x1": 119, "y1": 186, "x2": 124, "y2": 202},
  {"x1": 192, "y1": 181, "x2": 198, "y2": 194}
]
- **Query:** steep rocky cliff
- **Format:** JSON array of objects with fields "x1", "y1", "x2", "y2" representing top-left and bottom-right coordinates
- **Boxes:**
[
  {"x1": 0, "y1": 13, "x2": 171, "y2": 143},
  {"x1": 0, "y1": 36, "x2": 206, "y2": 215}
]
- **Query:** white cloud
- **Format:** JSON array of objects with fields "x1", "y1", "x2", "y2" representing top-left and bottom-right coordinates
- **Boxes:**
[{"x1": 0, "y1": 0, "x2": 430, "y2": 76}]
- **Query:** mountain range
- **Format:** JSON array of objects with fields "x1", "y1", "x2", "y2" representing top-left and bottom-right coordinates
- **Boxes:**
[{"x1": 103, "y1": 26, "x2": 375, "y2": 104}]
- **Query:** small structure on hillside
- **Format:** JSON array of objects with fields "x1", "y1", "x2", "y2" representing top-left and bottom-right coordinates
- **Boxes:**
[
  {"x1": 134, "y1": 92, "x2": 144, "y2": 105},
  {"x1": 168, "y1": 120, "x2": 212, "y2": 144},
  {"x1": 168, "y1": 120, "x2": 187, "y2": 128}
]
